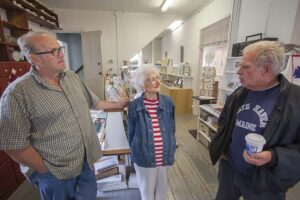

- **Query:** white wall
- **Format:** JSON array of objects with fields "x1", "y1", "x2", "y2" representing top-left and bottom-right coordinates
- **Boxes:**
[
  {"x1": 161, "y1": 0, "x2": 234, "y2": 95},
  {"x1": 141, "y1": 42, "x2": 152, "y2": 64},
  {"x1": 152, "y1": 38, "x2": 161, "y2": 64},
  {"x1": 54, "y1": 9, "x2": 117, "y2": 74},
  {"x1": 117, "y1": 12, "x2": 175, "y2": 69},
  {"x1": 291, "y1": 0, "x2": 300, "y2": 45},
  {"x1": 54, "y1": 8, "x2": 176, "y2": 73},
  {"x1": 237, "y1": 0, "x2": 299, "y2": 44}
]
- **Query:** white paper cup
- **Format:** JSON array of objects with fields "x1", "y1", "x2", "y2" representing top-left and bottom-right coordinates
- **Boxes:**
[{"x1": 245, "y1": 133, "x2": 266, "y2": 154}]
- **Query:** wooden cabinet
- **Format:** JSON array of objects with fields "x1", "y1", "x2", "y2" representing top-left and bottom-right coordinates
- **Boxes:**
[
  {"x1": 0, "y1": 62, "x2": 31, "y2": 96},
  {"x1": 0, "y1": 0, "x2": 61, "y2": 30},
  {"x1": 0, "y1": 0, "x2": 61, "y2": 93},
  {"x1": 0, "y1": 151, "x2": 24, "y2": 200},
  {"x1": 160, "y1": 84, "x2": 193, "y2": 114}
]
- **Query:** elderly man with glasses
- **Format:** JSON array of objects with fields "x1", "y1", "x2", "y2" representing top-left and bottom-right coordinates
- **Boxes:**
[{"x1": 0, "y1": 31, "x2": 128, "y2": 200}]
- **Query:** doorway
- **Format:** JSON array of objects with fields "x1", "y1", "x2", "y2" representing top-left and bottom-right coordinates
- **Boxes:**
[
  {"x1": 57, "y1": 33, "x2": 83, "y2": 79},
  {"x1": 81, "y1": 31, "x2": 104, "y2": 99}
]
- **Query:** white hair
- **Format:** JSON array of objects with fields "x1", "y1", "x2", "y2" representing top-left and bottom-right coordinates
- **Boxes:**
[
  {"x1": 17, "y1": 31, "x2": 54, "y2": 64},
  {"x1": 133, "y1": 64, "x2": 159, "y2": 92},
  {"x1": 243, "y1": 41, "x2": 285, "y2": 75}
]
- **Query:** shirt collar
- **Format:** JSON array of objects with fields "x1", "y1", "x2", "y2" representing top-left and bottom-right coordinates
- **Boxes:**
[
  {"x1": 30, "y1": 65, "x2": 66, "y2": 90},
  {"x1": 136, "y1": 93, "x2": 166, "y2": 111}
]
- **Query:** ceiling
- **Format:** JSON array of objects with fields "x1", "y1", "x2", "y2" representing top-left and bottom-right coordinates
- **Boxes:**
[{"x1": 40, "y1": 0, "x2": 211, "y2": 19}]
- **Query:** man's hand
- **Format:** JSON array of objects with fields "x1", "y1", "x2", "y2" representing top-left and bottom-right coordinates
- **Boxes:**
[
  {"x1": 119, "y1": 97, "x2": 130, "y2": 108},
  {"x1": 243, "y1": 149, "x2": 272, "y2": 166},
  {"x1": 5, "y1": 147, "x2": 48, "y2": 173}
]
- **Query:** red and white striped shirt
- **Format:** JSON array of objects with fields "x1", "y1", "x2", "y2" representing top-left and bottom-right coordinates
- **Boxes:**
[{"x1": 144, "y1": 98, "x2": 164, "y2": 167}]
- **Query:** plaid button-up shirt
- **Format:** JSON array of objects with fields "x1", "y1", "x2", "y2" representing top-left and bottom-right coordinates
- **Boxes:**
[{"x1": 0, "y1": 67, "x2": 102, "y2": 179}]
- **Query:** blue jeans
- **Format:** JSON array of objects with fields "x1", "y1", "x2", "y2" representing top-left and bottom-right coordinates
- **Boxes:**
[
  {"x1": 29, "y1": 159, "x2": 97, "y2": 200},
  {"x1": 216, "y1": 159, "x2": 285, "y2": 200}
]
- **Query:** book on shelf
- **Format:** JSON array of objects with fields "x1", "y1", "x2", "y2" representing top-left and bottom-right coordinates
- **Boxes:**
[
  {"x1": 213, "y1": 107, "x2": 223, "y2": 116},
  {"x1": 95, "y1": 166, "x2": 119, "y2": 180},
  {"x1": 97, "y1": 174, "x2": 128, "y2": 192},
  {"x1": 94, "y1": 155, "x2": 119, "y2": 172},
  {"x1": 202, "y1": 104, "x2": 223, "y2": 117}
]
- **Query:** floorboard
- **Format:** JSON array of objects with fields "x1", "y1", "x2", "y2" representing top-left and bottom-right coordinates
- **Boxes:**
[{"x1": 8, "y1": 113, "x2": 300, "y2": 200}]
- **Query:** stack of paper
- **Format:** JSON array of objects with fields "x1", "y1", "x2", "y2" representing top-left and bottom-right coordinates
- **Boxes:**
[
  {"x1": 94, "y1": 156, "x2": 118, "y2": 172},
  {"x1": 97, "y1": 174, "x2": 128, "y2": 191}
]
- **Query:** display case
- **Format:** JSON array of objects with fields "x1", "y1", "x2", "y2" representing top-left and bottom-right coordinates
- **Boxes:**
[{"x1": 197, "y1": 104, "x2": 222, "y2": 148}]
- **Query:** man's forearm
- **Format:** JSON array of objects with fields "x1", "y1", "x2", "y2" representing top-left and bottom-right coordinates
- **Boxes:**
[
  {"x1": 95, "y1": 100, "x2": 122, "y2": 110},
  {"x1": 5, "y1": 146, "x2": 48, "y2": 173}
]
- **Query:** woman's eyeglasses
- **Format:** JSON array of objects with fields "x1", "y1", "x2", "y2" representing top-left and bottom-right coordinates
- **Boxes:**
[{"x1": 146, "y1": 76, "x2": 160, "y2": 83}]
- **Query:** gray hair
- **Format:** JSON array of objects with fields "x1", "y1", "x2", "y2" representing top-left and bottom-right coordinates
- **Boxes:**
[
  {"x1": 243, "y1": 41, "x2": 285, "y2": 75},
  {"x1": 17, "y1": 31, "x2": 53, "y2": 63},
  {"x1": 133, "y1": 64, "x2": 159, "y2": 92}
]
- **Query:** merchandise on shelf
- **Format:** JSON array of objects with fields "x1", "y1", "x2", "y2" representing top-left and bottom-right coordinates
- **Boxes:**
[
  {"x1": 199, "y1": 66, "x2": 217, "y2": 97},
  {"x1": 105, "y1": 75, "x2": 129, "y2": 101},
  {"x1": 218, "y1": 57, "x2": 242, "y2": 105},
  {"x1": 197, "y1": 104, "x2": 223, "y2": 148}
]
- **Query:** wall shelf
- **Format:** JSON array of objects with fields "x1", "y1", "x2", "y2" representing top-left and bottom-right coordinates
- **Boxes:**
[
  {"x1": 218, "y1": 56, "x2": 242, "y2": 105},
  {"x1": 159, "y1": 72, "x2": 193, "y2": 88},
  {"x1": 2, "y1": 20, "x2": 30, "y2": 31},
  {"x1": 0, "y1": 0, "x2": 61, "y2": 30}
]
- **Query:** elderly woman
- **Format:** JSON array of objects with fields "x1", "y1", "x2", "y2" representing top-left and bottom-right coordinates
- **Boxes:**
[{"x1": 128, "y1": 65, "x2": 176, "y2": 200}]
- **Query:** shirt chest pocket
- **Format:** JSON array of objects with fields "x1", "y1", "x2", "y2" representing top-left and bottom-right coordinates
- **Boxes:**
[{"x1": 28, "y1": 87, "x2": 89, "y2": 130}]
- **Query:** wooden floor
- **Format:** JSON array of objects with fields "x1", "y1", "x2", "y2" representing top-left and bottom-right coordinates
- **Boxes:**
[{"x1": 8, "y1": 114, "x2": 300, "y2": 200}]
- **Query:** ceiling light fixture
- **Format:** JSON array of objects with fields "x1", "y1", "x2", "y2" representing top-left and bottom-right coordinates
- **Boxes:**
[
  {"x1": 161, "y1": 0, "x2": 173, "y2": 12},
  {"x1": 168, "y1": 20, "x2": 183, "y2": 31}
]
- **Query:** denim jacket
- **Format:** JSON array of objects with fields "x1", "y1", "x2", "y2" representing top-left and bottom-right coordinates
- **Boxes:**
[{"x1": 128, "y1": 93, "x2": 176, "y2": 168}]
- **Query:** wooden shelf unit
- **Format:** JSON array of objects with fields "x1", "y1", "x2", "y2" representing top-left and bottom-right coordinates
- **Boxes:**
[{"x1": 0, "y1": 0, "x2": 61, "y2": 30}]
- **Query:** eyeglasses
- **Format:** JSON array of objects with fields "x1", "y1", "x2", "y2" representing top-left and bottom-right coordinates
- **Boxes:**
[
  {"x1": 32, "y1": 46, "x2": 65, "y2": 57},
  {"x1": 146, "y1": 76, "x2": 160, "y2": 83}
]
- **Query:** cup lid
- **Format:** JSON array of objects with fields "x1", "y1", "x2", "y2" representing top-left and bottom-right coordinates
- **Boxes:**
[{"x1": 245, "y1": 133, "x2": 266, "y2": 144}]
